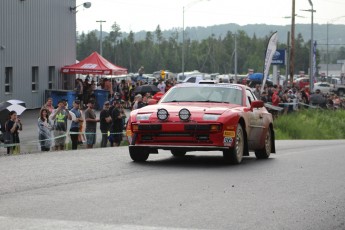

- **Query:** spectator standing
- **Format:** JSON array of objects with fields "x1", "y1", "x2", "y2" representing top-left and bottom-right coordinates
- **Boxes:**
[
  {"x1": 129, "y1": 84, "x2": 136, "y2": 104},
  {"x1": 84, "y1": 100, "x2": 99, "y2": 148},
  {"x1": 310, "y1": 89, "x2": 326, "y2": 108},
  {"x1": 38, "y1": 108, "x2": 53, "y2": 151},
  {"x1": 260, "y1": 91, "x2": 268, "y2": 103},
  {"x1": 103, "y1": 78, "x2": 113, "y2": 99},
  {"x1": 41, "y1": 97, "x2": 54, "y2": 117},
  {"x1": 165, "y1": 80, "x2": 173, "y2": 92},
  {"x1": 109, "y1": 100, "x2": 124, "y2": 147},
  {"x1": 75, "y1": 79, "x2": 84, "y2": 104},
  {"x1": 99, "y1": 101, "x2": 112, "y2": 147},
  {"x1": 157, "y1": 80, "x2": 166, "y2": 93},
  {"x1": 121, "y1": 80, "x2": 130, "y2": 108},
  {"x1": 253, "y1": 84, "x2": 261, "y2": 99},
  {"x1": 132, "y1": 94, "x2": 143, "y2": 110},
  {"x1": 271, "y1": 87, "x2": 281, "y2": 107},
  {"x1": 49, "y1": 100, "x2": 71, "y2": 151},
  {"x1": 5, "y1": 111, "x2": 22, "y2": 154},
  {"x1": 83, "y1": 79, "x2": 90, "y2": 107},
  {"x1": 69, "y1": 100, "x2": 84, "y2": 150},
  {"x1": 300, "y1": 88, "x2": 310, "y2": 107},
  {"x1": 152, "y1": 78, "x2": 158, "y2": 86}
]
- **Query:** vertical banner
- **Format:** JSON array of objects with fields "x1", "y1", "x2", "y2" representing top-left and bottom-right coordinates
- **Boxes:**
[
  {"x1": 261, "y1": 32, "x2": 278, "y2": 92},
  {"x1": 312, "y1": 41, "x2": 317, "y2": 83}
]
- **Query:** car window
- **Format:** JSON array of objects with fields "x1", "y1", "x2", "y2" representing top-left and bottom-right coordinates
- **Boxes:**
[
  {"x1": 246, "y1": 89, "x2": 256, "y2": 107},
  {"x1": 186, "y1": 77, "x2": 196, "y2": 83}
]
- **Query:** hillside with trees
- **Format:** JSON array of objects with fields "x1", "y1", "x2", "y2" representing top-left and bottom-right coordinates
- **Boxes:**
[{"x1": 77, "y1": 23, "x2": 345, "y2": 75}]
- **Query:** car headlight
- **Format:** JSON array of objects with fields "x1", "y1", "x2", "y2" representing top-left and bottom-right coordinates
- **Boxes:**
[
  {"x1": 136, "y1": 113, "x2": 152, "y2": 121},
  {"x1": 203, "y1": 114, "x2": 220, "y2": 121},
  {"x1": 179, "y1": 108, "x2": 191, "y2": 121},
  {"x1": 157, "y1": 108, "x2": 169, "y2": 121}
]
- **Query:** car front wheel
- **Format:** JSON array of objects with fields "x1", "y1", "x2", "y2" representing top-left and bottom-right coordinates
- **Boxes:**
[
  {"x1": 129, "y1": 148, "x2": 149, "y2": 162},
  {"x1": 223, "y1": 124, "x2": 244, "y2": 164},
  {"x1": 255, "y1": 127, "x2": 272, "y2": 159}
]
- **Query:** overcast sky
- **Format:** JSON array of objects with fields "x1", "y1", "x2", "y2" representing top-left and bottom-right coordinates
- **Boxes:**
[{"x1": 76, "y1": 0, "x2": 345, "y2": 33}]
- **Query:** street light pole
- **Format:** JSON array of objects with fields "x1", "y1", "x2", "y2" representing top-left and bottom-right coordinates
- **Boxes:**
[
  {"x1": 96, "y1": 20, "x2": 106, "y2": 56},
  {"x1": 302, "y1": 0, "x2": 315, "y2": 92},
  {"x1": 182, "y1": 0, "x2": 209, "y2": 76},
  {"x1": 289, "y1": 0, "x2": 295, "y2": 87},
  {"x1": 182, "y1": 6, "x2": 185, "y2": 77}
]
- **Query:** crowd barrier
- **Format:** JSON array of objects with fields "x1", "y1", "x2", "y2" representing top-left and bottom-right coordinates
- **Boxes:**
[{"x1": 0, "y1": 130, "x2": 127, "y2": 149}]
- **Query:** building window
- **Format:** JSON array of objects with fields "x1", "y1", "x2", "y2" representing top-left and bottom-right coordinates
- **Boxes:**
[
  {"x1": 32, "y1": 66, "x2": 39, "y2": 91},
  {"x1": 48, "y1": 66, "x2": 55, "y2": 89},
  {"x1": 5, "y1": 67, "x2": 13, "y2": 93}
]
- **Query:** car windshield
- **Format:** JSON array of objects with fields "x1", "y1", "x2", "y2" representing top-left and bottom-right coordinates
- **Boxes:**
[{"x1": 161, "y1": 85, "x2": 243, "y2": 105}]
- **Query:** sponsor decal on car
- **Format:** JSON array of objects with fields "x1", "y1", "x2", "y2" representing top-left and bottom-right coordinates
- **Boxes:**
[{"x1": 223, "y1": 137, "x2": 233, "y2": 146}]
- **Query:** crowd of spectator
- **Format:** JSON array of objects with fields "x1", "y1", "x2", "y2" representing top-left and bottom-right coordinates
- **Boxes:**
[
  {"x1": 2, "y1": 73, "x2": 344, "y2": 155},
  {"x1": 252, "y1": 83, "x2": 345, "y2": 116}
]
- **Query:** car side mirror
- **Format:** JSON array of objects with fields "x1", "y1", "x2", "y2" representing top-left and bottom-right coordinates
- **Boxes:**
[{"x1": 251, "y1": 100, "x2": 264, "y2": 109}]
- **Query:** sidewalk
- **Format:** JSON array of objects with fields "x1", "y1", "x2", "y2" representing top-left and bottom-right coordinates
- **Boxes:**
[{"x1": 0, "y1": 108, "x2": 130, "y2": 156}]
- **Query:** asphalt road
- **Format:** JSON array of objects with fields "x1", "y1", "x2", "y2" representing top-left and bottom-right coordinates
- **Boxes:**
[{"x1": 0, "y1": 140, "x2": 344, "y2": 230}]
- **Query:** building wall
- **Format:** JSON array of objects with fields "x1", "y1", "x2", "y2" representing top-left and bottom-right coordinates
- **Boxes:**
[{"x1": 0, "y1": 0, "x2": 77, "y2": 109}]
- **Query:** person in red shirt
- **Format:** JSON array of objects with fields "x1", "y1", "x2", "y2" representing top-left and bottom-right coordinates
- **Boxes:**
[{"x1": 271, "y1": 87, "x2": 281, "y2": 106}]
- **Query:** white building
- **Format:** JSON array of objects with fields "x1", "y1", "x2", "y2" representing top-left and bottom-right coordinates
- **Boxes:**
[
  {"x1": 318, "y1": 63, "x2": 344, "y2": 78},
  {"x1": 0, "y1": 0, "x2": 77, "y2": 108}
]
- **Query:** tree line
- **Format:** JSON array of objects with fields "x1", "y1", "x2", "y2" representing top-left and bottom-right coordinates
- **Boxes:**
[{"x1": 77, "y1": 22, "x2": 332, "y2": 75}]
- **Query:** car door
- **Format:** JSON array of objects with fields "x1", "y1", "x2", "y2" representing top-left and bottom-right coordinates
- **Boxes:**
[{"x1": 245, "y1": 89, "x2": 265, "y2": 149}]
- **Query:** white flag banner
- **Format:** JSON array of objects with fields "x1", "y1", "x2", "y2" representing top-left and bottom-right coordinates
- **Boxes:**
[{"x1": 261, "y1": 32, "x2": 278, "y2": 92}]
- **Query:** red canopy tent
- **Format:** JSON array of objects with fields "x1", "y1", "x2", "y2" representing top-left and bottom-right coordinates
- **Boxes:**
[{"x1": 61, "y1": 52, "x2": 127, "y2": 75}]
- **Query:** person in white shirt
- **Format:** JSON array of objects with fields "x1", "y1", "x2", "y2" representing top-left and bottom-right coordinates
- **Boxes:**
[{"x1": 157, "y1": 80, "x2": 166, "y2": 93}]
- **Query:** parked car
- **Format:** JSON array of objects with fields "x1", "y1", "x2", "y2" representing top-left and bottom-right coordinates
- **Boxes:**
[
  {"x1": 313, "y1": 82, "x2": 333, "y2": 94},
  {"x1": 294, "y1": 77, "x2": 315, "y2": 89},
  {"x1": 126, "y1": 83, "x2": 276, "y2": 164}
]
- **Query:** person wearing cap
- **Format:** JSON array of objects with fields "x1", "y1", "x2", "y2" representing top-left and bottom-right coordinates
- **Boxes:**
[
  {"x1": 69, "y1": 100, "x2": 84, "y2": 150},
  {"x1": 109, "y1": 100, "x2": 124, "y2": 147},
  {"x1": 100, "y1": 101, "x2": 112, "y2": 147},
  {"x1": 49, "y1": 100, "x2": 72, "y2": 151},
  {"x1": 84, "y1": 100, "x2": 99, "y2": 149}
]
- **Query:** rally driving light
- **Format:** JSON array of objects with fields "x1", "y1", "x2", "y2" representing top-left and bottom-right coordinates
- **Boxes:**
[
  {"x1": 157, "y1": 108, "x2": 169, "y2": 121},
  {"x1": 136, "y1": 113, "x2": 152, "y2": 121},
  {"x1": 179, "y1": 108, "x2": 191, "y2": 121},
  {"x1": 203, "y1": 114, "x2": 220, "y2": 121}
]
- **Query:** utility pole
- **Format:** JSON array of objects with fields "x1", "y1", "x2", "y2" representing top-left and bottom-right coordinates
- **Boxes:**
[
  {"x1": 301, "y1": 0, "x2": 315, "y2": 92},
  {"x1": 234, "y1": 33, "x2": 238, "y2": 83},
  {"x1": 96, "y1": 20, "x2": 106, "y2": 56},
  {"x1": 289, "y1": 0, "x2": 295, "y2": 87}
]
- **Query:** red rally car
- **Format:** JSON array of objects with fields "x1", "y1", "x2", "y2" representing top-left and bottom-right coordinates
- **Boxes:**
[{"x1": 126, "y1": 83, "x2": 275, "y2": 164}]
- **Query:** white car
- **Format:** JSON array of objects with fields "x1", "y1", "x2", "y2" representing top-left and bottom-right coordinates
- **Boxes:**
[{"x1": 313, "y1": 82, "x2": 334, "y2": 94}]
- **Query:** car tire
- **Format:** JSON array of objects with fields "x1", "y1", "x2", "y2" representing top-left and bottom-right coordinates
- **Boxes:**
[
  {"x1": 223, "y1": 124, "x2": 244, "y2": 164},
  {"x1": 171, "y1": 150, "x2": 186, "y2": 157},
  {"x1": 129, "y1": 148, "x2": 149, "y2": 162},
  {"x1": 255, "y1": 127, "x2": 272, "y2": 159}
]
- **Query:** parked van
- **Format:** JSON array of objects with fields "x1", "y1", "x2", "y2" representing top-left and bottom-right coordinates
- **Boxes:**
[
  {"x1": 183, "y1": 75, "x2": 205, "y2": 84},
  {"x1": 177, "y1": 70, "x2": 202, "y2": 83},
  {"x1": 331, "y1": 77, "x2": 341, "y2": 85}
]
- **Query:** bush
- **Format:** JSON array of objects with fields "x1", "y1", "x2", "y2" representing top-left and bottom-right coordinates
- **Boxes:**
[{"x1": 274, "y1": 109, "x2": 345, "y2": 140}]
